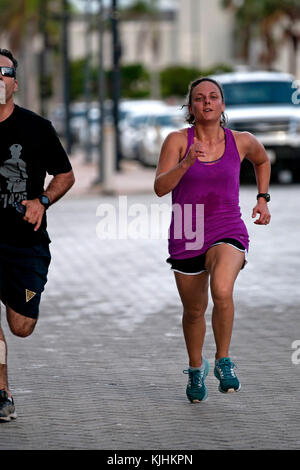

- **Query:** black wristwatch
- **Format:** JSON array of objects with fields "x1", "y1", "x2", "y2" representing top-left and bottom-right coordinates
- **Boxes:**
[
  {"x1": 257, "y1": 193, "x2": 270, "y2": 202},
  {"x1": 38, "y1": 194, "x2": 51, "y2": 210}
]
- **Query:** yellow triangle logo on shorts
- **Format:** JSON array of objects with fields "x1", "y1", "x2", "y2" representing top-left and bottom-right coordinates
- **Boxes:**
[{"x1": 26, "y1": 289, "x2": 36, "y2": 302}]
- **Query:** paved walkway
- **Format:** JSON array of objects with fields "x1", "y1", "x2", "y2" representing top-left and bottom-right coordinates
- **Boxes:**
[
  {"x1": 1, "y1": 151, "x2": 300, "y2": 451},
  {"x1": 63, "y1": 148, "x2": 157, "y2": 197}
]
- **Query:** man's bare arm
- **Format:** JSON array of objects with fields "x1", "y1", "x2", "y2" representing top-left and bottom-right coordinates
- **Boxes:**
[
  {"x1": 22, "y1": 170, "x2": 75, "y2": 231},
  {"x1": 43, "y1": 170, "x2": 75, "y2": 204}
]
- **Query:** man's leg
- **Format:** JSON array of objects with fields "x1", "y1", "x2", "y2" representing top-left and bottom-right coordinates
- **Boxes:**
[
  {"x1": 0, "y1": 242, "x2": 48, "y2": 421},
  {"x1": 6, "y1": 305, "x2": 37, "y2": 338},
  {"x1": 0, "y1": 304, "x2": 9, "y2": 394},
  {"x1": 0, "y1": 298, "x2": 38, "y2": 397},
  {"x1": 1, "y1": 305, "x2": 37, "y2": 392},
  {"x1": 0, "y1": 293, "x2": 38, "y2": 397},
  {"x1": 0, "y1": 305, "x2": 37, "y2": 422},
  {"x1": 0, "y1": 304, "x2": 18, "y2": 422}
]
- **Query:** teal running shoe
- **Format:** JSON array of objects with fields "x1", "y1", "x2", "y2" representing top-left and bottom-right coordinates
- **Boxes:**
[
  {"x1": 0, "y1": 390, "x2": 17, "y2": 422},
  {"x1": 214, "y1": 357, "x2": 241, "y2": 393},
  {"x1": 183, "y1": 358, "x2": 209, "y2": 403}
]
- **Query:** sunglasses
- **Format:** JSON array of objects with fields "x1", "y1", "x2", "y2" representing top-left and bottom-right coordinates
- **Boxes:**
[{"x1": 0, "y1": 66, "x2": 16, "y2": 78}]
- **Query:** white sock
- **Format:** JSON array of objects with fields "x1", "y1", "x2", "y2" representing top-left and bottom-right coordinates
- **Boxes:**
[{"x1": 189, "y1": 361, "x2": 206, "y2": 372}]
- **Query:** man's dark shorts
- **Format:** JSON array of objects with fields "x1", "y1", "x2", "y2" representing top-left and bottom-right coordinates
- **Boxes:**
[{"x1": 0, "y1": 242, "x2": 51, "y2": 319}]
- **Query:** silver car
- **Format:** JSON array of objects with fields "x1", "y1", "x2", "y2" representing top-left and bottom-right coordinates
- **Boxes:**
[
  {"x1": 212, "y1": 71, "x2": 300, "y2": 183},
  {"x1": 136, "y1": 106, "x2": 185, "y2": 166}
]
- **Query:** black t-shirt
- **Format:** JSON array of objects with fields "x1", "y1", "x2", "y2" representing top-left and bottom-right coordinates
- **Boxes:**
[{"x1": 0, "y1": 105, "x2": 72, "y2": 246}]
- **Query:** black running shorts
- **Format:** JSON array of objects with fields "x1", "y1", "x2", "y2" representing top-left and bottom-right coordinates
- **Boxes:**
[
  {"x1": 0, "y1": 242, "x2": 51, "y2": 319},
  {"x1": 166, "y1": 238, "x2": 247, "y2": 275}
]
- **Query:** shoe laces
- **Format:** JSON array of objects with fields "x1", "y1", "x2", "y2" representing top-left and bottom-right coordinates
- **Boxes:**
[
  {"x1": 216, "y1": 360, "x2": 237, "y2": 379},
  {"x1": 183, "y1": 368, "x2": 205, "y2": 388}
]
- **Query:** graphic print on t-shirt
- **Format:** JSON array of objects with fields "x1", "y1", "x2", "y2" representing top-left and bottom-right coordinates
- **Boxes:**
[{"x1": 0, "y1": 143, "x2": 28, "y2": 208}]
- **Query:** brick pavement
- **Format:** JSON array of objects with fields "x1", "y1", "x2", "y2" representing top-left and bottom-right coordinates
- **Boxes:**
[{"x1": 1, "y1": 151, "x2": 300, "y2": 451}]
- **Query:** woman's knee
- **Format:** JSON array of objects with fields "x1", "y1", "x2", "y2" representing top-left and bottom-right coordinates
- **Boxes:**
[
  {"x1": 183, "y1": 303, "x2": 207, "y2": 323},
  {"x1": 211, "y1": 282, "x2": 233, "y2": 307}
]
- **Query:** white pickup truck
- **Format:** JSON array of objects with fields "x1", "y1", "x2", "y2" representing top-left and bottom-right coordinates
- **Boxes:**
[{"x1": 213, "y1": 71, "x2": 300, "y2": 183}]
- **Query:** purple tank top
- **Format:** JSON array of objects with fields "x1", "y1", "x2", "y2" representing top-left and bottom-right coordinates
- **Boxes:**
[{"x1": 168, "y1": 126, "x2": 249, "y2": 259}]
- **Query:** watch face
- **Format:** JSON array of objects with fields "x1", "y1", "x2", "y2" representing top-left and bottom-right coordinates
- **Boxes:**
[
  {"x1": 258, "y1": 193, "x2": 270, "y2": 202},
  {"x1": 39, "y1": 195, "x2": 50, "y2": 207}
]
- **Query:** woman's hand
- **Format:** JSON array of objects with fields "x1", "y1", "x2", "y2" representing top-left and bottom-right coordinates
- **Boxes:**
[
  {"x1": 252, "y1": 200, "x2": 271, "y2": 225},
  {"x1": 185, "y1": 137, "x2": 207, "y2": 166}
]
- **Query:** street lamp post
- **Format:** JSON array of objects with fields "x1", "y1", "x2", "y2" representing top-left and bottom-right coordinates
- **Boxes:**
[
  {"x1": 39, "y1": 0, "x2": 48, "y2": 117},
  {"x1": 62, "y1": 0, "x2": 72, "y2": 154},
  {"x1": 111, "y1": 0, "x2": 122, "y2": 171},
  {"x1": 97, "y1": 0, "x2": 105, "y2": 183},
  {"x1": 84, "y1": 0, "x2": 92, "y2": 163}
]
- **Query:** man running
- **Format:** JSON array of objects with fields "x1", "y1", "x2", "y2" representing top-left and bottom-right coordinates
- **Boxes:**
[{"x1": 0, "y1": 48, "x2": 75, "y2": 421}]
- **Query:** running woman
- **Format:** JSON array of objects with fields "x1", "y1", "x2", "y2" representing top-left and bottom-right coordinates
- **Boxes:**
[{"x1": 154, "y1": 77, "x2": 271, "y2": 403}]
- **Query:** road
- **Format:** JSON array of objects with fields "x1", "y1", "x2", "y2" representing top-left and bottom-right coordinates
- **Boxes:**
[{"x1": 1, "y1": 183, "x2": 300, "y2": 451}]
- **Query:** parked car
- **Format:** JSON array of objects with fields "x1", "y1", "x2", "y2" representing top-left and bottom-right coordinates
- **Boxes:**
[
  {"x1": 121, "y1": 111, "x2": 154, "y2": 160},
  {"x1": 49, "y1": 101, "x2": 112, "y2": 147},
  {"x1": 211, "y1": 71, "x2": 300, "y2": 183},
  {"x1": 49, "y1": 102, "x2": 93, "y2": 144},
  {"x1": 119, "y1": 99, "x2": 166, "y2": 125},
  {"x1": 136, "y1": 106, "x2": 185, "y2": 166},
  {"x1": 120, "y1": 101, "x2": 171, "y2": 160}
]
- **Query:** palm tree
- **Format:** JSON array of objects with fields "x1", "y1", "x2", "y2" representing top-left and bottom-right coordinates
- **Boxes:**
[
  {"x1": 277, "y1": 0, "x2": 300, "y2": 76},
  {"x1": 0, "y1": 0, "x2": 68, "y2": 114},
  {"x1": 120, "y1": 0, "x2": 161, "y2": 98},
  {"x1": 222, "y1": 0, "x2": 300, "y2": 74},
  {"x1": 0, "y1": 0, "x2": 40, "y2": 52},
  {"x1": 222, "y1": 0, "x2": 265, "y2": 64},
  {"x1": 0, "y1": 0, "x2": 41, "y2": 110}
]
